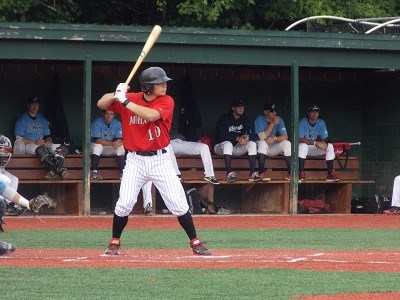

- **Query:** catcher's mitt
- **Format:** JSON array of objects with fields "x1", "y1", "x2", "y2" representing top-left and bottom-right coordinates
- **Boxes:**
[
  {"x1": 29, "y1": 193, "x2": 52, "y2": 213},
  {"x1": 314, "y1": 141, "x2": 328, "y2": 150},
  {"x1": 0, "y1": 241, "x2": 16, "y2": 256}
]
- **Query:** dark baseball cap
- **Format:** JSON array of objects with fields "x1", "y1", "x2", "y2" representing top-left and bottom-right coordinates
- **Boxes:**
[
  {"x1": 27, "y1": 96, "x2": 39, "y2": 104},
  {"x1": 307, "y1": 104, "x2": 320, "y2": 112},
  {"x1": 232, "y1": 99, "x2": 245, "y2": 107},
  {"x1": 264, "y1": 102, "x2": 276, "y2": 112}
]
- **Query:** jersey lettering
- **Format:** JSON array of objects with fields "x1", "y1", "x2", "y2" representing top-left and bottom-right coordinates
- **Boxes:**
[
  {"x1": 129, "y1": 115, "x2": 149, "y2": 125},
  {"x1": 148, "y1": 126, "x2": 161, "y2": 141},
  {"x1": 228, "y1": 124, "x2": 243, "y2": 133}
]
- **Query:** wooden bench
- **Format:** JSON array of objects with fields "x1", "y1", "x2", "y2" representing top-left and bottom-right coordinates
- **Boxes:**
[
  {"x1": 296, "y1": 156, "x2": 375, "y2": 214},
  {"x1": 6, "y1": 154, "x2": 374, "y2": 215},
  {"x1": 177, "y1": 155, "x2": 374, "y2": 214},
  {"x1": 6, "y1": 154, "x2": 84, "y2": 215},
  {"x1": 6, "y1": 154, "x2": 147, "y2": 215}
]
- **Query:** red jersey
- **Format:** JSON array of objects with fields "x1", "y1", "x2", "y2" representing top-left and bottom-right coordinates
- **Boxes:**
[{"x1": 108, "y1": 92, "x2": 173, "y2": 151}]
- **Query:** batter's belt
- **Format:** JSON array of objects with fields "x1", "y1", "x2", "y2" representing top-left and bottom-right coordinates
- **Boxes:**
[{"x1": 133, "y1": 149, "x2": 167, "y2": 156}]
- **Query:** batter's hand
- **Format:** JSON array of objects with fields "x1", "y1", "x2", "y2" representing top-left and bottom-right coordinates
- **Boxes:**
[
  {"x1": 115, "y1": 83, "x2": 129, "y2": 94},
  {"x1": 114, "y1": 91, "x2": 127, "y2": 103},
  {"x1": 314, "y1": 141, "x2": 328, "y2": 150}
]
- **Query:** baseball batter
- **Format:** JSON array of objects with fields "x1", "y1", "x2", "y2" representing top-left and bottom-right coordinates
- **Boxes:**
[{"x1": 98, "y1": 66, "x2": 211, "y2": 255}]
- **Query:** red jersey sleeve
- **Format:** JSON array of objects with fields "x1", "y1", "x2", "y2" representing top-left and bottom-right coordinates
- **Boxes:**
[{"x1": 108, "y1": 92, "x2": 174, "y2": 151}]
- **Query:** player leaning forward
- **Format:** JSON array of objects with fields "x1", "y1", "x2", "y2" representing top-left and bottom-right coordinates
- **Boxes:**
[{"x1": 98, "y1": 67, "x2": 211, "y2": 255}]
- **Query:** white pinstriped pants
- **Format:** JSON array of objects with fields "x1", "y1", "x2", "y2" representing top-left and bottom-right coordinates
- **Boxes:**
[
  {"x1": 391, "y1": 175, "x2": 400, "y2": 207},
  {"x1": 115, "y1": 149, "x2": 189, "y2": 217}
]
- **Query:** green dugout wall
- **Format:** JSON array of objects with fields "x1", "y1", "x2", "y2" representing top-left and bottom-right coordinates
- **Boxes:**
[{"x1": 0, "y1": 22, "x2": 399, "y2": 214}]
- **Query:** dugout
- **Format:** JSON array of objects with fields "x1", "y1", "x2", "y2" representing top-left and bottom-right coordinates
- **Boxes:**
[{"x1": 0, "y1": 22, "x2": 399, "y2": 215}]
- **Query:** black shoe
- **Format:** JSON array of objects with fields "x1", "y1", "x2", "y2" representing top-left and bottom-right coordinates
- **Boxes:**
[{"x1": 204, "y1": 176, "x2": 220, "y2": 185}]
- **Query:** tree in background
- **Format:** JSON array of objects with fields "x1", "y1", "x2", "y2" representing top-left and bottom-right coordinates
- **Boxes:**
[{"x1": 0, "y1": 0, "x2": 399, "y2": 30}]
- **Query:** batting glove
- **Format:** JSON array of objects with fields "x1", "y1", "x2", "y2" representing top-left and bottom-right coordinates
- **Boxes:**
[
  {"x1": 115, "y1": 83, "x2": 128, "y2": 94},
  {"x1": 114, "y1": 91, "x2": 127, "y2": 103}
]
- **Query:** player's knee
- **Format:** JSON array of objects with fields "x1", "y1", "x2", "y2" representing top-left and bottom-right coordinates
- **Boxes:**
[
  {"x1": 247, "y1": 141, "x2": 257, "y2": 156},
  {"x1": 116, "y1": 145, "x2": 125, "y2": 156},
  {"x1": 325, "y1": 143, "x2": 335, "y2": 160},
  {"x1": 298, "y1": 143, "x2": 308, "y2": 158},
  {"x1": 257, "y1": 141, "x2": 268, "y2": 155},
  {"x1": 222, "y1": 141, "x2": 233, "y2": 155},
  {"x1": 282, "y1": 140, "x2": 291, "y2": 156},
  {"x1": 199, "y1": 143, "x2": 209, "y2": 154},
  {"x1": 114, "y1": 204, "x2": 132, "y2": 217},
  {"x1": 92, "y1": 144, "x2": 104, "y2": 156}
]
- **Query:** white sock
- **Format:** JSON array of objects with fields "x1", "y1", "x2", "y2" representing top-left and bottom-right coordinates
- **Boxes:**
[{"x1": 18, "y1": 197, "x2": 30, "y2": 209}]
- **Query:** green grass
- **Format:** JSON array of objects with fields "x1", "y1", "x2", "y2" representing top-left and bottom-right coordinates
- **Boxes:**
[
  {"x1": 0, "y1": 267, "x2": 399, "y2": 299},
  {"x1": 3, "y1": 228, "x2": 400, "y2": 250},
  {"x1": 2, "y1": 228, "x2": 400, "y2": 299}
]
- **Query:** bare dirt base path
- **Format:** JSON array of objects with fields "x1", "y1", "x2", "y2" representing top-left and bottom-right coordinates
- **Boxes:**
[
  {"x1": 5, "y1": 214, "x2": 400, "y2": 230},
  {"x1": 1, "y1": 248, "x2": 400, "y2": 272}
]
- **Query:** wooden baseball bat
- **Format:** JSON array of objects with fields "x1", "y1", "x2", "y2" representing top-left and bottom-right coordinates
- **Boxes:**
[{"x1": 125, "y1": 25, "x2": 162, "y2": 85}]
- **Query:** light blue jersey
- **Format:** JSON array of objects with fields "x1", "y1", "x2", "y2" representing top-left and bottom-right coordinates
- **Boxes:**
[
  {"x1": 90, "y1": 116, "x2": 122, "y2": 143},
  {"x1": 15, "y1": 112, "x2": 50, "y2": 140},
  {"x1": 0, "y1": 179, "x2": 6, "y2": 194},
  {"x1": 298, "y1": 117, "x2": 328, "y2": 141},
  {"x1": 254, "y1": 115, "x2": 287, "y2": 140}
]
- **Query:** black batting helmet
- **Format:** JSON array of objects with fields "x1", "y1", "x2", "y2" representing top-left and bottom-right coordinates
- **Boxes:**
[{"x1": 140, "y1": 67, "x2": 172, "y2": 95}]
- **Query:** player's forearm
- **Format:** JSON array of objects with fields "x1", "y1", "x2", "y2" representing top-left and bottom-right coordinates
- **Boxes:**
[
  {"x1": 277, "y1": 134, "x2": 288, "y2": 142},
  {"x1": 125, "y1": 102, "x2": 161, "y2": 122},
  {"x1": 299, "y1": 138, "x2": 314, "y2": 145},
  {"x1": 98, "y1": 93, "x2": 115, "y2": 110},
  {"x1": 94, "y1": 139, "x2": 112, "y2": 146},
  {"x1": 21, "y1": 137, "x2": 35, "y2": 144}
]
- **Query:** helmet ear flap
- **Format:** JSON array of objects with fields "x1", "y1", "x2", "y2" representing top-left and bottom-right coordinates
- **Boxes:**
[{"x1": 141, "y1": 84, "x2": 154, "y2": 95}]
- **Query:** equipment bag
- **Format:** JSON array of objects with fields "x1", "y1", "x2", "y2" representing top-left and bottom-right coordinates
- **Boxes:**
[
  {"x1": 351, "y1": 195, "x2": 392, "y2": 214},
  {"x1": 185, "y1": 187, "x2": 218, "y2": 214},
  {"x1": 298, "y1": 198, "x2": 332, "y2": 214},
  {"x1": 331, "y1": 142, "x2": 351, "y2": 170}
]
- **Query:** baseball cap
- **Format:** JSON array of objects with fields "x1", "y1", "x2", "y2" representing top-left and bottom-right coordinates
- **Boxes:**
[
  {"x1": 307, "y1": 104, "x2": 320, "y2": 112},
  {"x1": 232, "y1": 99, "x2": 245, "y2": 107},
  {"x1": 264, "y1": 102, "x2": 276, "y2": 112},
  {"x1": 27, "y1": 96, "x2": 39, "y2": 104}
]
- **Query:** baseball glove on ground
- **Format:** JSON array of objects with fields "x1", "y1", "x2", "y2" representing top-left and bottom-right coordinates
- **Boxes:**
[
  {"x1": 0, "y1": 241, "x2": 16, "y2": 256},
  {"x1": 29, "y1": 193, "x2": 52, "y2": 213},
  {"x1": 315, "y1": 141, "x2": 328, "y2": 150}
]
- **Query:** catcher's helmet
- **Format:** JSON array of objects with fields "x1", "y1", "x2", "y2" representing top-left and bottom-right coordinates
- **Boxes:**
[
  {"x1": 140, "y1": 67, "x2": 172, "y2": 95},
  {"x1": 0, "y1": 135, "x2": 12, "y2": 169}
]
